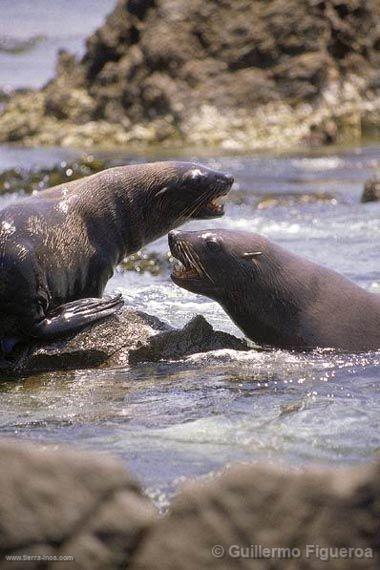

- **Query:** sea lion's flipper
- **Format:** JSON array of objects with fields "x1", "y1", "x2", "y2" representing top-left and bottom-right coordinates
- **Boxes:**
[{"x1": 30, "y1": 294, "x2": 124, "y2": 339}]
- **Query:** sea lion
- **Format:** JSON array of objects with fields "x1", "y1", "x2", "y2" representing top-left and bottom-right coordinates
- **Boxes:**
[
  {"x1": 169, "y1": 229, "x2": 380, "y2": 351},
  {"x1": 0, "y1": 162, "x2": 233, "y2": 352}
]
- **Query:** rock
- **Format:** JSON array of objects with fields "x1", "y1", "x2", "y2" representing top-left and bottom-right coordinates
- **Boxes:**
[
  {"x1": 0, "y1": 0, "x2": 379, "y2": 149},
  {"x1": 133, "y1": 461, "x2": 380, "y2": 569},
  {"x1": 0, "y1": 439, "x2": 157, "y2": 570},
  {"x1": 0, "y1": 35, "x2": 44, "y2": 55},
  {"x1": 0, "y1": 155, "x2": 109, "y2": 197},
  {"x1": 129, "y1": 315, "x2": 249, "y2": 364},
  {"x1": 255, "y1": 191, "x2": 338, "y2": 209},
  {"x1": 2, "y1": 308, "x2": 250, "y2": 377},
  {"x1": 120, "y1": 250, "x2": 172, "y2": 276},
  {"x1": 361, "y1": 178, "x2": 380, "y2": 203},
  {"x1": 0, "y1": 439, "x2": 379, "y2": 569},
  {"x1": 4, "y1": 308, "x2": 170, "y2": 377}
]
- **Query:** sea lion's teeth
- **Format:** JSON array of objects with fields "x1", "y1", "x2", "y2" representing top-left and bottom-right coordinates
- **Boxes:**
[
  {"x1": 173, "y1": 259, "x2": 186, "y2": 275},
  {"x1": 175, "y1": 260, "x2": 185, "y2": 270},
  {"x1": 172, "y1": 257, "x2": 200, "y2": 278},
  {"x1": 212, "y1": 195, "x2": 226, "y2": 207}
]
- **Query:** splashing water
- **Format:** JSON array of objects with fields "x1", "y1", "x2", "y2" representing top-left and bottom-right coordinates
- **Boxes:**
[{"x1": 0, "y1": 143, "x2": 379, "y2": 508}]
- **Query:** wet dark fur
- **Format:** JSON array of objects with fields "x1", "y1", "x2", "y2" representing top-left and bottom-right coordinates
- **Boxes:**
[
  {"x1": 0, "y1": 162, "x2": 232, "y2": 341},
  {"x1": 169, "y1": 229, "x2": 380, "y2": 351}
]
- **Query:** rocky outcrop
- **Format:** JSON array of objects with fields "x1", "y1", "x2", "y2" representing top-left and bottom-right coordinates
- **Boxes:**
[
  {"x1": 134, "y1": 461, "x2": 380, "y2": 569},
  {"x1": 0, "y1": 439, "x2": 379, "y2": 570},
  {"x1": 361, "y1": 177, "x2": 380, "y2": 203},
  {"x1": 2, "y1": 307, "x2": 249, "y2": 378},
  {"x1": 0, "y1": 0, "x2": 379, "y2": 149},
  {"x1": 0, "y1": 439, "x2": 156, "y2": 570}
]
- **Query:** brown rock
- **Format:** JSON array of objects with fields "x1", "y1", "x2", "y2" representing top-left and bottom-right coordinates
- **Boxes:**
[
  {"x1": 133, "y1": 461, "x2": 380, "y2": 569},
  {"x1": 0, "y1": 439, "x2": 156, "y2": 570},
  {"x1": 0, "y1": 0, "x2": 379, "y2": 148}
]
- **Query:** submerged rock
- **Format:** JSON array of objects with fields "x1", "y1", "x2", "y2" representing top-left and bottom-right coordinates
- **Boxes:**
[
  {"x1": 134, "y1": 461, "x2": 380, "y2": 569},
  {"x1": 0, "y1": 0, "x2": 379, "y2": 149},
  {"x1": 0, "y1": 35, "x2": 45, "y2": 54},
  {"x1": 0, "y1": 155, "x2": 109, "y2": 196},
  {"x1": 0, "y1": 439, "x2": 156, "y2": 570},
  {"x1": 2, "y1": 308, "x2": 250, "y2": 378},
  {"x1": 120, "y1": 250, "x2": 172, "y2": 276},
  {"x1": 255, "y1": 191, "x2": 338, "y2": 209},
  {"x1": 361, "y1": 178, "x2": 380, "y2": 203}
]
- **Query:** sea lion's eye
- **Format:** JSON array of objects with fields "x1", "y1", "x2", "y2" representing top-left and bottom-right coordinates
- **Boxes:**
[{"x1": 206, "y1": 239, "x2": 221, "y2": 252}]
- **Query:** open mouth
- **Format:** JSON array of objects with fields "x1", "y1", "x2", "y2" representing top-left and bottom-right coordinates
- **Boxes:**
[
  {"x1": 172, "y1": 257, "x2": 200, "y2": 281},
  {"x1": 192, "y1": 177, "x2": 233, "y2": 219},
  {"x1": 195, "y1": 194, "x2": 227, "y2": 218},
  {"x1": 169, "y1": 239, "x2": 204, "y2": 282}
]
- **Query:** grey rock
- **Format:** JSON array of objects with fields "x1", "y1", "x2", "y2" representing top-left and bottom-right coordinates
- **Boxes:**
[
  {"x1": 0, "y1": 439, "x2": 157, "y2": 570},
  {"x1": 129, "y1": 315, "x2": 249, "y2": 364},
  {"x1": 133, "y1": 461, "x2": 380, "y2": 569},
  {"x1": 2, "y1": 308, "x2": 250, "y2": 377}
]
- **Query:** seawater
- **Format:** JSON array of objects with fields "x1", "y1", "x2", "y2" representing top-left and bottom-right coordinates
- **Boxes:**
[{"x1": 0, "y1": 143, "x2": 379, "y2": 509}]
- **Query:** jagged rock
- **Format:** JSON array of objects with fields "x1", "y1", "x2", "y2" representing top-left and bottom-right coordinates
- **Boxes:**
[
  {"x1": 2, "y1": 308, "x2": 250, "y2": 377},
  {"x1": 0, "y1": 439, "x2": 157, "y2": 570},
  {"x1": 0, "y1": 0, "x2": 379, "y2": 148},
  {"x1": 361, "y1": 178, "x2": 380, "y2": 203},
  {"x1": 129, "y1": 314, "x2": 249, "y2": 364},
  {"x1": 133, "y1": 461, "x2": 380, "y2": 569}
]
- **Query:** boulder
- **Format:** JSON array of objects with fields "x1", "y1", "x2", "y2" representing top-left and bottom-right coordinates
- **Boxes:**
[
  {"x1": 0, "y1": 439, "x2": 379, "y2": 569},
  {"x1": 133, "y1": 461, "x2": 380, "y2": 569},
  {"x1": 0, "y1": 439, "x2": 157, "y2": 570},
  {"x1": 2, "y1": 308, "x2": 250, "y2": 378},
  {"x1": 129, "y1": 314, "x2": 249, "y2": 364}
]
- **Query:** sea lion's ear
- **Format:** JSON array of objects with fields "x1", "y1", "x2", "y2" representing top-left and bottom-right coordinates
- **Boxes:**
[
  {"x1": 155, "y1": 186, "x2": 169, "y2": 197},
  {"x1": 241, "y1": 251, "x2": 263, "y2": 259}
]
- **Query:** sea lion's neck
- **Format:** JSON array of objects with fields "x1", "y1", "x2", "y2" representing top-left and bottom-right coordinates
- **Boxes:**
[{"x1": 220, "y1": 286, "x2": 305, "y2": 349}]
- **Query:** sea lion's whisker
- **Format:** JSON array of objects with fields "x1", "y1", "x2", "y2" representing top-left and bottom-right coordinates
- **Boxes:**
[
  {"x1": 182, "y1": 243, "x2": 202, "y2": 275},
  {"x1": 183, "y1": 243, "x2": 215, "y2": 283},
  {"x1": 192, "y1": 250, "x2": 214, "y2": 283}
]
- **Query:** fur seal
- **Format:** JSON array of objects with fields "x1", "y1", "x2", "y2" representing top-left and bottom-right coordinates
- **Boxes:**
[
  {"x1": 169, "y1": 229, "x2": 380, "y2": 351},
  {"x1": 0, "y1": 162, "x2": 233, "y2": 352}
]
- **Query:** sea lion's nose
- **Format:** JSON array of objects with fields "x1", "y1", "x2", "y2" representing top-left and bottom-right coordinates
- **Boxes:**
[
  {"x1": 216, "y1": 173, "x2": 234, "y2": 186},
  {"x1": 168, "y1": 230, "x2": 181, "y2": 247}
]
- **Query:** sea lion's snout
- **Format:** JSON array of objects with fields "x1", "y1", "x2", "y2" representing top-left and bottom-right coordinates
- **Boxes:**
[
  {"x1": 169, "y1": 230, "x2": 204, "y2": 285},
  {"x1": 168, "y1": 229, "x2": 222, "y2": 294},
  {"x1": 184, "y1": 167, "x2": 233, "y2": 187},
  {"x1": 183, "y1": 164, "x2": 234, "y2": 220},
  {"x1": 219, "y1": 173, "x2": 234, "y2": 187}
]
